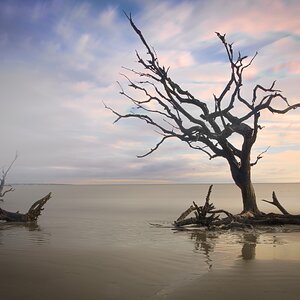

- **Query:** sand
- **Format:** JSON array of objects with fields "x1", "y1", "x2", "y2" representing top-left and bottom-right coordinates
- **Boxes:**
[
  {"x1": 162, "y1": 260, "x2": 300, "y2": 300},
  {"x1": 1, "y1": 184, "x2": 300, "y2": 299},
  {"x1": 1, "y1": 246, "x2": 300, "y2": 300}
]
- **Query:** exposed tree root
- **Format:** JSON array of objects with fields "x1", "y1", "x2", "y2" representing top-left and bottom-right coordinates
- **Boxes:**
[
  {"x1": 0, "y1": 193, "x2": 51, "y2": 223},
  {"x1": 174, "y1": 185, "x2": 300, "y2": 229}
]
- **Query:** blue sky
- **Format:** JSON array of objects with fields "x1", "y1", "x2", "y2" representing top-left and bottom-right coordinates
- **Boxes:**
[{"x1": 0, "y1": 0, "x2": 300, "y2": 184}]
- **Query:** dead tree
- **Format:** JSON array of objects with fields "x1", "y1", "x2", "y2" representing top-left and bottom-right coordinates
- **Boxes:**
[
  {"x1": 174, "y1": 185, "x2": 300, "y2": 229},
  {"x1": 0, "y1": 153, "x2": 18, "y2": 201},
  {"x1": 107, "y1": 14, "x2": 300, "y2": 216},
  {"x1": 0, "y1": 155, "x2": 51, "y2": 223}
]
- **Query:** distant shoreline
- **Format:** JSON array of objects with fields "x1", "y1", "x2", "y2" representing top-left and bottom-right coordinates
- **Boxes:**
[{"x1": 6, "y1": 182, "x2": 300, "y2": 186}]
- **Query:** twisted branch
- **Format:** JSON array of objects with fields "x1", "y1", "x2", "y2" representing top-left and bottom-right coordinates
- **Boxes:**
[{"x1": 106, "y1": 15, "x2": 300, "y2": 174}]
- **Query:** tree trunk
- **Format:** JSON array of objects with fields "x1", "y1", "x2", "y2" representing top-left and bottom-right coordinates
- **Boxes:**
[
  {"x1": 229, "y1": 163, "x2": 260, "y2": 215},
  {"x1": 239, "y1": 179, "x2": 260, "y2": 215}
]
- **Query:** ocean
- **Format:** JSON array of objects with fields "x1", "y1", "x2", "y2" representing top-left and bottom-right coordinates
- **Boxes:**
[{"x1": 0, "y1": 183, "x2": 300, "y2": 299}]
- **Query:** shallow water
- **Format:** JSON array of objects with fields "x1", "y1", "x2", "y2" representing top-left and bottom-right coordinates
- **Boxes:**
[{"x1": 0, "y1": 184, "x2": 300, "y2": 299}]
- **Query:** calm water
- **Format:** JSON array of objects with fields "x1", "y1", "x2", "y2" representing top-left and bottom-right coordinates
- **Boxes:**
[{"x1": 1, "y1": 184, "x2": 300, "y2": 299}]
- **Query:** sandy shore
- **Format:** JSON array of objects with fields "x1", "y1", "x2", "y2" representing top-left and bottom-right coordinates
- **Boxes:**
[
  {"x1": 1, "y1": 183, "x2": 300, "y2": 300},
  {"x1": 1, "y1": 245, "x2": 300, "y2": 300}
]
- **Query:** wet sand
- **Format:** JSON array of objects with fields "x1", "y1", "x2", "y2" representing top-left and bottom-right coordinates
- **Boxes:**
[
  {"x1": 1, "y1": 246, "x2": 300, "y2": 300},
  {"x1": 162, "y1": 260, "x2": 300, "y2": 300},
  {"x1": 1, "y1": 245, "x2": 200, "y2": 300},
  {"x1": 0, "y1": 247, "x2": 167, "y2": 300},
  {"x1": 1, "y1": 184, "x2": 300, "y2": 299}
]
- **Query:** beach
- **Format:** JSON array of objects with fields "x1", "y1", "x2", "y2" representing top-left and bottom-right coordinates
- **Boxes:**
[
  {"x1": 164, "y1": 259, "x2": 300, "y2": 300},
  {"x1": 1, "y1": 184, "x2": 300, "y2": 299}
]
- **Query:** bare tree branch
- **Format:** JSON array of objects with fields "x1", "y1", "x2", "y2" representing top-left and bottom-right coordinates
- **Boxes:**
[
  {"x1": 0, "y1": 152, "x2": 18, "y2": 201},
  {"x1": 251, "y1": 146, "x2": 270, "y2": 167},
  {"x1": 137, "y1": 135, "x2": 174, "y2": 158},
  {"x1": 262, "y1": 192, "x2": 290, "y2": 215},
  {"x1": 106, "y1": 15, "x2": 300, "y2": 215}
]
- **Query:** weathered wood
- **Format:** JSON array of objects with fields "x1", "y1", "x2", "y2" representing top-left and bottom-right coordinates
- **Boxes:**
[
  {"x1": 262, "y1": 191, "x2": 290, "y2": 215},
  {"x1": 246, "y1": 214, "x2": 300, "y2": 225},
  {"x1": 176, "y1": 205, "x2": 196, "y2": 222},
  {"x1": 174, "y1": 185, "x2": 300, "y2": 229},
  {"x1": 0, "y1": 193, "x2": 51, "y2": 222},
  {"x1": 174, "y1": 185, "x2": 234, "y2": 227},
  {"x1": 0, "y1": 209, "x2": 27, "y2": 222},
  {"x1": 174, "y1": 217, "x2": 199, "y2": 227},
  {"x1": 26, "y1": 192, "x2": 51, "y2": 221}
]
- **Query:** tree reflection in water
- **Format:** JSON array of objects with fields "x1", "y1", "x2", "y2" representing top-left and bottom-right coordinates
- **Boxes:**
[
  {"x1": 0, "y1": 222, "x2": 40, "y2": 231},
  {"x1": 240, "y1": 233, "x2": 257, "y2": 260},
  {"x1": 190, "y1": 230, "x2": 218, "y2": 269},
  {"x1": 188, "y1": 230, "x2": 260, "y2": 268},
  {"x1": 0, "y1": 222, "x2": 48, "y2": 246}
]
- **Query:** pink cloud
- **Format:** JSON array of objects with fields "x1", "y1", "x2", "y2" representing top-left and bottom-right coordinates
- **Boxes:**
[
  {"x1": 272, "y1": 61, "x2": 300, "y2": 75},
  {"x1": 158, "y1": 50, "x2": 195, "y2": 69},
  {"x1": 202, "y1": 0, "x2": 300, "y2": 37},
  {"x1": 72, "y1": 81, "x2": 95, "y2": 93},
  {"x1": 253, "y1": 150, "x2": 300, "y2": 182}
]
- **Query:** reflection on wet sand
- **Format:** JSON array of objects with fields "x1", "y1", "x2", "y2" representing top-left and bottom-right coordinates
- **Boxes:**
[
  {"x1": 240, "y1": 233, "x2": 257, "y2": 260},
  {"x1": 187, "y1": 227, "x2": 298, "y2": 265},
  {"x1": 1, "y1": 184, "x2": 299, "y2": 300},
  {"x1": 162, "y1": 228, "x2": 300, "y2": 300},
  {"x1": 190, "y1": 231, "x2": 218, "y2": 269}
]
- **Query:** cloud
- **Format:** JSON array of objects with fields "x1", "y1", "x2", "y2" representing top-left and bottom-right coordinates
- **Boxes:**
[
  {"x1": 253, "y1": 150, "x2": 300, "y2": 182},
  {"x1": 98, "y1": 5, "x2": 118, "y2": 27},
  {"x1": 272, "y1": 61, "x2": 300, "y2": 75},
  {"x1": 0, "y1": 0, "x2": 299, "y2": 184},
  {"x1": 158, "y1": 50, "x2": 195, "y2": 69}
]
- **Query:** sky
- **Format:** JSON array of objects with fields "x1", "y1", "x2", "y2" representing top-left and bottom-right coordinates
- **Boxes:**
[{"x1": 0, "y1": 0, "x2": 300, "y2": 184}]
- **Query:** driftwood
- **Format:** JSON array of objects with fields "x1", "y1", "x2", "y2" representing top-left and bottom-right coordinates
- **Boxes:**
[
  {"x1": 0, "y1": 193, "x2": 51, "y2": 222},
  {"x1": 174, "y1": 185, "x2": 300, "y2": 229},
  {"x1": 262, "y1": 192, "x2": 290, "y2": 215}
]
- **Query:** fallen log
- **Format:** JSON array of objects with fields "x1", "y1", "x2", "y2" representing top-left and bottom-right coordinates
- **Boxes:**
[
  {"x1": 245, "y1": 213, "x2": 300, "y2": 226},
  {"x1": 0, "y1": 193, "x2": 51, "y2": 222}
]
